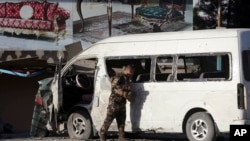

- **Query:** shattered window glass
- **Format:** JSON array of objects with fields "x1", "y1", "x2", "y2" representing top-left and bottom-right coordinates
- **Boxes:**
[
  {"x1": 105, "y1": 58, "x2": 151, "y2": 83},
  {"x1": 155, "y1": 56, "x2": 173, "y2": 82}
]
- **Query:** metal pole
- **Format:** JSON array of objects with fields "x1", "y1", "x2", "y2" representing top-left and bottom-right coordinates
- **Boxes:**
[
  {"x1": 107, "y1": 0, "x2": 112, "y2": 37},
  {"x1": 131, "y1": 0, "x2": 134, "y2": 19},
  {"x1": 217, "y1": 0, "x2": 222, "y2": 27},
  {"x1": 77, "y1": 0, "x2": 84, "y2": 32}
]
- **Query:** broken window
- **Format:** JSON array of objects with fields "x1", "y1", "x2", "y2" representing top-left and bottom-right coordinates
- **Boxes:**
[
  {"x1": 62, "y1": 58, "x2": 97, "y2": 111},
  {"x1": 105, "y1": 58, "x2": 151, "y2": 83},
  {"x1": 176, "y1": 54, "x2": 230, "y2": 81},
  {"x1": 155, "y1": 56, "x2": 173, "y2": 82},
  {"x1": 70, "y1": 58, "x2": 97, "y2": 76}
]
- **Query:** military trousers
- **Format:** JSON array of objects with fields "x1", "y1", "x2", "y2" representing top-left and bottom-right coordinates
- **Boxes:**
[{"x1": 100, "y1": 102, "x2": 126, "y2": 137}]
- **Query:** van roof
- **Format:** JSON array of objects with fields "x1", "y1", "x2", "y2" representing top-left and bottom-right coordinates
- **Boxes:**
[
  {"x1": 97, "y1": 28, "x2": 247, "y2": 44},
  {"x1": 76, "y1": 29, "x2": 250, "y2": 58}
]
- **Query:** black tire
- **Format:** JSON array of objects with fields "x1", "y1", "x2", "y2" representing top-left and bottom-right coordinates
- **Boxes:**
[
  {"x1": 186, "y1": 112, "x2": 216, "y2": 141},
  {"x1": 36, "y1": 129, "x2": 49, "y2": 137},
  {"x1": 67, "y1": 111, "x2": 92, "y2": 140}
]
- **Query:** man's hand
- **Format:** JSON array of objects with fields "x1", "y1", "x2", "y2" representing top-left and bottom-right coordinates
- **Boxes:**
[
  {"x1": 126, "y1": 93, "x2": 132, "y2": 102},
  {"x1": 127, "y1": 85, "x2": 132, "y2": 91},
  {"x1": 113, "y1": 89, "x2": 132, "y2": 101}
]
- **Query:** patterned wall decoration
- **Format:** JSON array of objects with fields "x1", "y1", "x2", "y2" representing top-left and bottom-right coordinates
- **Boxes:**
[{"x1": 0, "y1": 50, "x2": 67, "y2": 64}]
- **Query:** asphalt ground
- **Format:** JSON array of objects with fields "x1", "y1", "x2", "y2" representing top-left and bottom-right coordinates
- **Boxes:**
[
  {"x1": 0, "y1": 133, "x2": 186, "y2": 141},
  {"x1": 0, "y1": 132, "x2": 229, "y2": 141}
]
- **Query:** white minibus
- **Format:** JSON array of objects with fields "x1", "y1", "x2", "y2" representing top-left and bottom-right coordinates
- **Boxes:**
[{"x1": 32, "y1": 29, "x2": 250, "y2": 141}]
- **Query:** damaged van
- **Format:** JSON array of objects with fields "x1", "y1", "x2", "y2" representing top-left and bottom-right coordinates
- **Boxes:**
[{"x1": 31, "y1": 29, "x2": 250, "y2": 141}]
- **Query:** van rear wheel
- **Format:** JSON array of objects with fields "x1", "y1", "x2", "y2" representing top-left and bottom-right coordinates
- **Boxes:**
[
  {"x1": 186, "y1": 112, "x2": 216, "y2": 141},
  {"x1": 67, "y1": 111, "x2": 92, "y2": 140}
]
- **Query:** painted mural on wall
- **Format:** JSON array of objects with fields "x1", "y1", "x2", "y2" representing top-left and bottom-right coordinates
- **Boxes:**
[{"x1": 0, "y1": 0, "x2": 73, "y2": 51}]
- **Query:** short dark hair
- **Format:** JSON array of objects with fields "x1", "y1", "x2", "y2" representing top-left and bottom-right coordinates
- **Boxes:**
[
  {"x1": 127, "y1": 63, "x2": 134, "y2": 68},
  {"x1": 123, "y1": 64, "x2": 134, "y2": 70}
]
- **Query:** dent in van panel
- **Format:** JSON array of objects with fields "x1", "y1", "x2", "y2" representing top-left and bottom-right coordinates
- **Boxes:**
[{"x1": 100, "y1": 75, "x2": 111, "y2": 89}]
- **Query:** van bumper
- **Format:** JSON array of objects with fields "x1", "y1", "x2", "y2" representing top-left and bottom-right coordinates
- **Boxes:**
[{"x1": 231, "y1": 119, "x2": 250, "y2": 125}]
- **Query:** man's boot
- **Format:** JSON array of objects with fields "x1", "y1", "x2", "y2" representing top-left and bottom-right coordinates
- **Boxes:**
[
  {"x1": 118, "y1": 128, "x2": 126, "y2": 141},
  {"x1": 99, "y1": 131, "x2": 106, "y2": 141},
  {"x1": 118, "y1": 136, "x2": 126, "y2": 141}
]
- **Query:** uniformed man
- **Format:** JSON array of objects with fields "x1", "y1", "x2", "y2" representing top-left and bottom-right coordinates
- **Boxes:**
[{"x1": 99, "y1": 64, "x2": 135, "y2": 141}]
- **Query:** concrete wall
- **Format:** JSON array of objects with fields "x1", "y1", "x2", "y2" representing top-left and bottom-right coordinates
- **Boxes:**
[{"x1": 0, "y1": 73, "x2": 53, "y2": 132}]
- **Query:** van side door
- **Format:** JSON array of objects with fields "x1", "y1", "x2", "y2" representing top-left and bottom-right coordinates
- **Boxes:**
[{"x1": 90, "y1": 58, "x2": 113, "y2": 130}]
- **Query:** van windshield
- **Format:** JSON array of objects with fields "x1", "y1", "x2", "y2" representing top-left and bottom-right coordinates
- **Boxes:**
[{"x1": 242, "y1": 50, "x2": 250, "y2": 81}]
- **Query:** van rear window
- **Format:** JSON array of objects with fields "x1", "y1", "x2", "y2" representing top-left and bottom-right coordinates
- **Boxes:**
[{"x1": 242, "y1": 50, "x2": 250, "y2": 81}]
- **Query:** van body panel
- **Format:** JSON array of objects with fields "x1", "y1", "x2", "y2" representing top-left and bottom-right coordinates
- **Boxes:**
[
  {"x1": 46, "y1": 29, "x2": 250, "y2": 138},
  {"x1": 97, "y1": 29, "x2": 238, "y2": 44},
  {"x1": 84, "y1": 38, "x2": 239, "y2": 58},
  {"x1": 239, "y1": 31, "x2": 250, "y2": 120},
  {"x1": 128, "y1": 81, "x2": 239, "y2": 132},
  {"x1": 75, "y1": 29, "x2": 250, "y2": 133},
  {"x1": 90, "y1": 58, "x2": 114, "y2": 131}
]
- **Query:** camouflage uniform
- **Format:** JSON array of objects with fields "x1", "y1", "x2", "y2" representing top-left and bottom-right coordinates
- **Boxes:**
[{"x1": 100, "y1": 73, "x2": 132, "y2": 141}]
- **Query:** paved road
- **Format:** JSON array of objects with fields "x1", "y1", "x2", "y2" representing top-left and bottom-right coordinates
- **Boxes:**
[
  {"x1": 0, "y1": 133, "x2": 185, "y2": 141},
  {"x1": 0, "y1": 132, "x2": 229, "y2": 141}
]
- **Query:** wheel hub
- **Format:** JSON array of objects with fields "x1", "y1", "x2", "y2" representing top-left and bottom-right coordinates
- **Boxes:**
[
  {"x1": 73, "y1": 117, "x2": 86, "y2": 136},
  {"x1": 191, "y1": 119, "x2": 208, "y2": 140}
]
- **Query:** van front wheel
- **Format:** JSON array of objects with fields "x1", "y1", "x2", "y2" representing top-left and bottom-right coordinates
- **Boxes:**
[
  {"x1": 67, "y1": 111, "x2": 92, "y2": 140},
  {"x1": 186, "y1": 112, "x2": 216, "y2": 141}
]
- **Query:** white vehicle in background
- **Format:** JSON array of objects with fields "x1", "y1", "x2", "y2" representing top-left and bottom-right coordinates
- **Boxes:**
[{"x1": 31, "y1": 29, "x2": 250, "y2": 141}]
